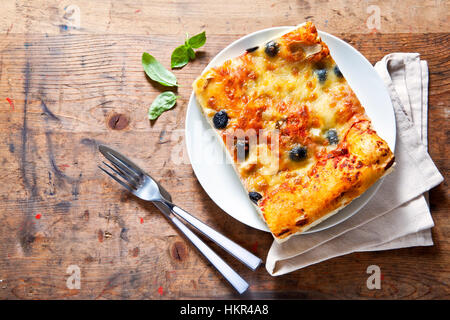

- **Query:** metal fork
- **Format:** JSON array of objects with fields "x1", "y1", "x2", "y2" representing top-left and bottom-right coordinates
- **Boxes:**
[{"x1": 98, "y1": 145, "x2": 262, "y2": 294}]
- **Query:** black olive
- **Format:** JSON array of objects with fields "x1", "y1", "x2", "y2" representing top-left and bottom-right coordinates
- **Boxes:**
[
  {"x1": 249, "y1": 191, "x2": 262, "y2": 204},
  {"x1": 264, "y1": 41, "x2": 279, "y2": 57},
  {"x1": 289, "y1": 145, "x2": 307, "y2": 162},
  {"x1": 235, "y1": 139, "x2": 249, "y2": 161},
  {"x1": 275, "y1": 119, "x2": 284, "y2": 129},
  {"x1": 315, "y1": 69, "x2": 327, "y2": 83},
  {"x1": 334, "y1": 65, "x2": 343, "y2": 78},
  {"x1": 213, "y1": 110, "x2": 228, "y2": 129},
  {"x1": 246, "y1": 46, "x2": 259, "y2": 53},
  {"x1": 326, "y1": 129, "x2": 339, "y2": 145}
]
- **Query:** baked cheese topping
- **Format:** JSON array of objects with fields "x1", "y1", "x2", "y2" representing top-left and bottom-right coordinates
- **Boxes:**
[{"x1": 193, "y1": 22, "x2": 394, "y2": 242}]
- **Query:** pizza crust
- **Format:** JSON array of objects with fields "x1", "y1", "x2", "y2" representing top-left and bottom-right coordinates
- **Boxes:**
[{"x1": 263, "y1": 163, "x2": 395, "y2": 243}]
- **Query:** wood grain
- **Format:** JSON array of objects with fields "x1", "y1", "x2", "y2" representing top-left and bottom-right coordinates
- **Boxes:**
[
  {"x1": 1, "y1": 0, "x2": 448, "y2": 34},
  {"x1": 0, "y1": 0, "x2": 448, "y2": 300}
]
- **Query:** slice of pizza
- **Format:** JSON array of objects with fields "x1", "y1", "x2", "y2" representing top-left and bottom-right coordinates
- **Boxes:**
[{"x1": 192, "y1": 22, "x2": 395, "y2": 243}]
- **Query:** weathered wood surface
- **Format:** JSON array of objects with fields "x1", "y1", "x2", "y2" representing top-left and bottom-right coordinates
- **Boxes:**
[{"x1": 0, "y1": 0, "x2": 448, "y2": 299}]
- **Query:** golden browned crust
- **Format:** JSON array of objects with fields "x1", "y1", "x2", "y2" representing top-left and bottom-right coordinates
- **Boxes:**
[{"x1": 260, "y1": 120, "x2": 394, "y2": 240}]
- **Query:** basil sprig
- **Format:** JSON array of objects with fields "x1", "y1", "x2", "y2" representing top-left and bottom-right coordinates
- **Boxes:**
[
  {"x1": 143, "y1": 31, "x2": 206, "y2": 120},
  {"x1": 171, "y1": 31, "x2": 206, "y2": 69},
  {"x1": 142, "y1": 52, "x2": 178, "y2": 87},
  {"x1": 148, "y1": 91, "x2": 178, "y2": 120}
]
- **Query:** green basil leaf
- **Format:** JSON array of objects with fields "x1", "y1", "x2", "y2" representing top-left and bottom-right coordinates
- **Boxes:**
[
  {"x1": 148, "y1": 91, "x2": 178, "y2": 120},
  {"x1": 171, "y1": 45, "x2": 190, "y2": 69},
  {"x1": 142, "y1": 52, "x2": 178, "y2": 87},
  {"x1": 187, "y1": 31, "x2": 206, "y2": 49},
  {"x1": 187, "y1": 46, "x2": 196, "y2": 60}
]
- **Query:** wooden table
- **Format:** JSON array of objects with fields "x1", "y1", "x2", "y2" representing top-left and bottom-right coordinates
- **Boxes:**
[{"x1": 0, "y1": 0, "x2": 448, "y2": 299}]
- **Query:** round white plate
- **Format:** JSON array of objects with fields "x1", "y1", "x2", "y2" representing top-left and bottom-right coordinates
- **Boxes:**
[{"x1": 185, "y1": 26, "x2": 396, "y2": 233}]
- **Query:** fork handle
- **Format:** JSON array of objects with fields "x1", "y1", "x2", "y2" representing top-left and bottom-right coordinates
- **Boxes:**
[
  {"x1": 169, "y1": 214, "x2": 249, "y2": 294},
  {"x1": 163, "y1": 202, "x2": 262, "y2": 271}
]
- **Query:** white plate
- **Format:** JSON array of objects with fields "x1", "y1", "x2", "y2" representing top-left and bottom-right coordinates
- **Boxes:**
[{"x1": 185, "y1": 26, "x2": 396, "y2": 234}]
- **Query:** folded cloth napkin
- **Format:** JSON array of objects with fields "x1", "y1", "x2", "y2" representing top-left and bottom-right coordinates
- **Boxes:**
[{"x1": 265, "y1": 53, "x2": 444, "y2": 276}]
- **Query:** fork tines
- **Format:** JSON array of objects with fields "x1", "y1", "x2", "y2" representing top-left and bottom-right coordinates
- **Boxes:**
[
  {"x1": 98, "y1": 162, "x2": 135, "y2": 192},
  {"x1": 98, "y1": 147, "x2": 143, "y2": 191}
]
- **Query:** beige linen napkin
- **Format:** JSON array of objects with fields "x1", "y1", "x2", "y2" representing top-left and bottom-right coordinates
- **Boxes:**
[{"x1": 265, "y1": 53, "x2": 444, "y2": 276}]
